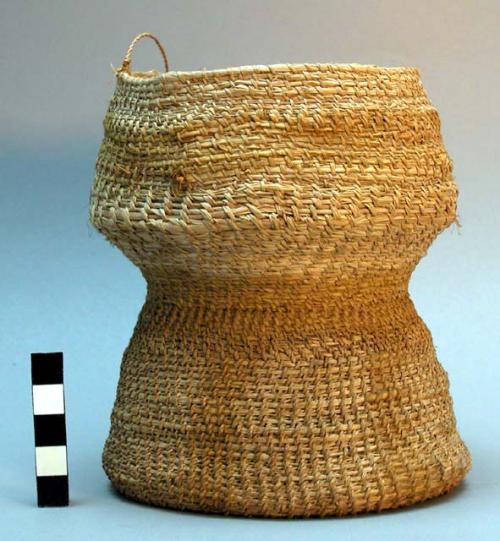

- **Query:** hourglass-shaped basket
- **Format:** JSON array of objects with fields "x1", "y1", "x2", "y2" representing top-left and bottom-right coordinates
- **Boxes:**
[{"x1": 90, "y1": 33, "x2": 471, "y2": 517}]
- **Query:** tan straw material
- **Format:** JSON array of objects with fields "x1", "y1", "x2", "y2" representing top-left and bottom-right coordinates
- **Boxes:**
[{"x1": 90, "y1": 33, "x2": 471, "y2": 517}]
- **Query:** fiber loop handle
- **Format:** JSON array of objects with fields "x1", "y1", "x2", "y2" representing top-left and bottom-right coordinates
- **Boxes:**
[{"x1": 120, "y1": 32, "x2": 169, "y2": 73}]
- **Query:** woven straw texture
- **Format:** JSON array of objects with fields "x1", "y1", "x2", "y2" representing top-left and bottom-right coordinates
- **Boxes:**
[{"x1": 90, "y1": 34, "x2": 471, "y2": 517}]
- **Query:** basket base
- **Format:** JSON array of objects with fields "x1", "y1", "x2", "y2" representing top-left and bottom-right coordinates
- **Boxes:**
[
  {"x1": 103, "y1": 429, "x2": 470, "y2": 517},
  {"x1": 102, "y1": 297, "x2": 471, "y2": 517}
]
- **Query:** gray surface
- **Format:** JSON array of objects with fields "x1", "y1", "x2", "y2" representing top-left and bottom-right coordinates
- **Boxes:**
[{"x1": 1, "y1": 1, "x2": 499, "y2": 539}]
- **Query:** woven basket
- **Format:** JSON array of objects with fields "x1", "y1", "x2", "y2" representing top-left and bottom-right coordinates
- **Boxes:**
[{"x1": 90, "y1": 33, "x2": 471, "y2": 517}]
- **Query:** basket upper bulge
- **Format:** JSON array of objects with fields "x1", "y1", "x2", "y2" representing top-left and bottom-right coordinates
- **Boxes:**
[{"x1": 90, "y1": 64, "x2": 457, "y2": 291}]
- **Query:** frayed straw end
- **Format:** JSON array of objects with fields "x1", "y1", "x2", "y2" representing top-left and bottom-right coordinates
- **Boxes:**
[{"x1": 453, "y1": 212, "x2": 462, "y2": 232}]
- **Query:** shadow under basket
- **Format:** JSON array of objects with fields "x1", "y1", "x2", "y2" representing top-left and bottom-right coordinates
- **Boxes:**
[{"x1": 90, "y1": 33, "x2": 471, "y2": 517}]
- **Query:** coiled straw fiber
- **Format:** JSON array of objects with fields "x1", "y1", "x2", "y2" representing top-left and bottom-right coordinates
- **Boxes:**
[{"x1": 90, "y1": 33, "x2": 471, "y2": 516}]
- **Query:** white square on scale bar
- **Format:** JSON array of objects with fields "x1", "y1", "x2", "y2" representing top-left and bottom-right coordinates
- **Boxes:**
[
  {"x1": 32, "y1": 384, "x2": 65, "y2": 415},
  {"x1": 35, "y1": 446, "x2": 68, "y2": 476}
]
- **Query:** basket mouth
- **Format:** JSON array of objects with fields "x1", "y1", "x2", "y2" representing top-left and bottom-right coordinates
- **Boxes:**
[{"x1": 117, "y1": 62, "x2": 421, "y2": 85}]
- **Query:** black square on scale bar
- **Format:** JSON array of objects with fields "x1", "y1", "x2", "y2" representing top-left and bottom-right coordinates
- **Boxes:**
[
  {"x1": 36, "y1": 476, "x2": 69, "y2": 507},
  {"x1": 33, "y1": 415, "x2": 67, "y2": 447},
  {"x1": 31, "y1": 352, "x2": 63, "y2": 385}
]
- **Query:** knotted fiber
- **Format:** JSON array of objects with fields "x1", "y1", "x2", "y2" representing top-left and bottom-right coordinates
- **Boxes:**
[{"x1": 90, "y1": 33, "x2": 471, "y2": 517}]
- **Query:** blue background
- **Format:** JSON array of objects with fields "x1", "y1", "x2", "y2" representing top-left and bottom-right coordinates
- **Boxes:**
[{"x1": 1, "y1": 1, "x2": 499, "y2": 539}]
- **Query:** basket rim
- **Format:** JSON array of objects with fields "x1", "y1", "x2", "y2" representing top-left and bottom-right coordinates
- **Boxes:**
[{"x1": 116, "y1": 62, "x2": 421, "y2": 84}]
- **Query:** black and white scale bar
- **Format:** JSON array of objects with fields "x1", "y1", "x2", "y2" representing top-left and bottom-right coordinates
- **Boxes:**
[{"x1": 31, "y1": 352, "x2": 69, "y2": 507}]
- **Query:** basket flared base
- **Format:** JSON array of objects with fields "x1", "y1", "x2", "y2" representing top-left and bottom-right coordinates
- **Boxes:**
[
  {"x1": 101, "y1": 297, "x2": 471, "y2": 517},
  {"x1": 102, "y1": 429, "x2": 470, "y2": 517}
]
